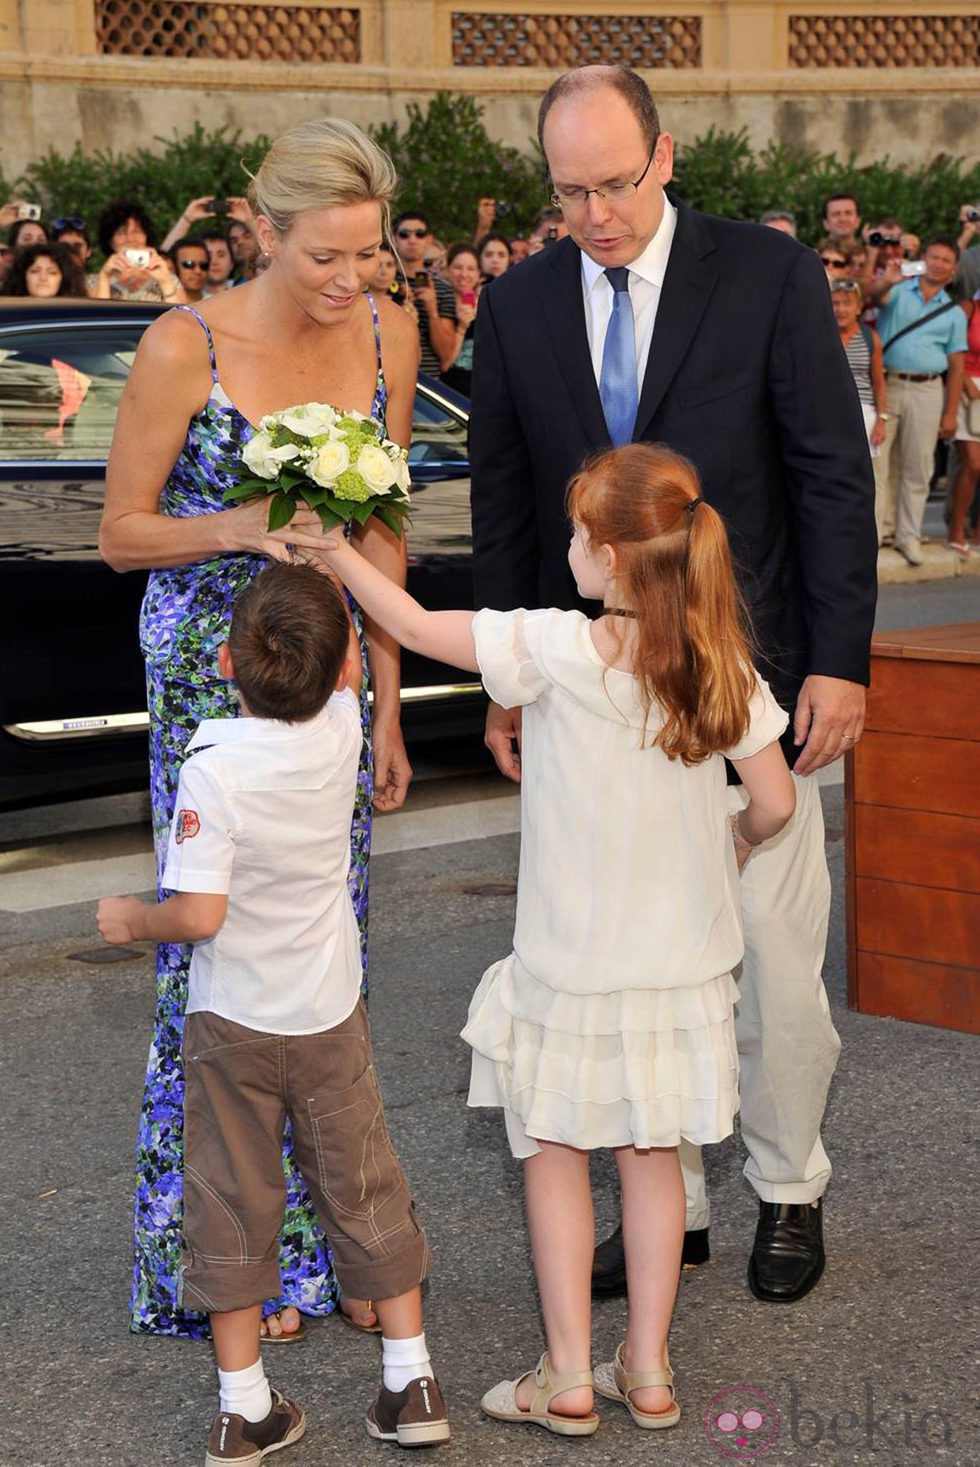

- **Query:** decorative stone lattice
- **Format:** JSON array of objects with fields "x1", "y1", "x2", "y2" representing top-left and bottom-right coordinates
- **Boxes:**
[
  {"x1": 94, "y1": 1, "x2": 361, "y2": 62},
  {"x1": 788, "y1": 13, "x2": 979, "y2": 67},
  {"x1": 451, "y1": 13, "x2": 701, "y2": 67}
]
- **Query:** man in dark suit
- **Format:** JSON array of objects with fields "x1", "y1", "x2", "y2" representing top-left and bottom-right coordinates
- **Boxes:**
[{"x1": 469, "y1": 66, "x2": 877, "y2": 1304}]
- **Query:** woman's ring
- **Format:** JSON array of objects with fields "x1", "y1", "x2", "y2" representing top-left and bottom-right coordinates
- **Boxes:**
[{"x1": 841, "y1": 732, "x2": 856, "y2": 741}]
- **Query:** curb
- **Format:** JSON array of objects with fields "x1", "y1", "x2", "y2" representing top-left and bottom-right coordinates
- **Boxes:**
[{"x1": 877, "y1": 544, "x2": 980, "y2": 584}]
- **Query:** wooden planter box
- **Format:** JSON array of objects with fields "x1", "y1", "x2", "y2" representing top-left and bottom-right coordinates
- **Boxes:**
[{"x1": 846, "y1": 622, "x2": 980, "y2": 1035}]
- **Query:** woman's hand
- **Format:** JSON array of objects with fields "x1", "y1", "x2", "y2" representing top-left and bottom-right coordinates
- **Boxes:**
[
  {"x1": 220, "y1": 497, "x2": 338, "y2": 560},
  {"x1": 455, "y1": 301, "x2": 477, "y2": 330},
  {"x1": 146, "y1": 249, "x2": 179, "y2": 296},
  {"x1": 371, "y1": 716, "x2": 412, "y2": 812},
  {"x1": 184, "y1": 196, "x2": 219, "y2": 224},
  {"x1": 870, "y1": 417, "x2": 887, "y2": 449}
]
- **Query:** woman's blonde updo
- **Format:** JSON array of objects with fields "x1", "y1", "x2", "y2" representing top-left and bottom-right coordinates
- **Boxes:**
[{"x1": 246, "y1": 118, "x2": 397, "y2": 234}]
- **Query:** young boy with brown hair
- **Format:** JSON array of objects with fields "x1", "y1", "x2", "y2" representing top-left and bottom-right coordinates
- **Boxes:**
[{"x1": 98, "y1": 563, "x2": 449, "y2": 1462}]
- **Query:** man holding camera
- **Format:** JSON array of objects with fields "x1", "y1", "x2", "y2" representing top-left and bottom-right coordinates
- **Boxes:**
[
  {"x1": 392, "y1": 210, "x2": 456, "y2": 379},
  {"x1": 955, "y1": 203, "x2": 980, "y2": 301},
  {"x1": 866, "y1": 237, "x2": 967, "y2": 565}
]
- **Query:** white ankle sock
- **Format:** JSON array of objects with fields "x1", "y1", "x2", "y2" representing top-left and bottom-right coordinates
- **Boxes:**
[
  {"x1": 218, "y1": 1359, "x2": 272, "y2": 1423},
  {"x1": 382, "y1": 1332, "x2": 432, "y2": 1393}
]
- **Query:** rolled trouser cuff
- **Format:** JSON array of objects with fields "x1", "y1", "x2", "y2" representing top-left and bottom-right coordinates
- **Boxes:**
[
  {"x1": 178, "y1": 1254, "x2": 283, "y2": 1315},
  {"x1": 330, "y1": 1225, "x2": 431, "y2": 1304}
]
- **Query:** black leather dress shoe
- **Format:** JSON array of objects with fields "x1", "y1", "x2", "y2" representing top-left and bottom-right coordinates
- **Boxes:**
[
  {"x1": 591, "y1": 1222, "x2": 711, "y2": 1298},
  {"x1": 747, "y1": 1200, "x2": 825, "y2": 1303}
]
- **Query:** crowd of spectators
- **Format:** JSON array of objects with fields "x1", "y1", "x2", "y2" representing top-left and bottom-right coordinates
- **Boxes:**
[{"x1": 1, "y1": 182, "x2": 977, "y2": 556}]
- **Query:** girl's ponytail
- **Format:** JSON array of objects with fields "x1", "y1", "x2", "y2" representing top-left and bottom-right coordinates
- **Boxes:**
[
  {"x1": 679, "y1": 500, "x2": 756, "y2": 762},
  {"x1": 568, "y1": 444, "x2": 756, "y2": 765}
]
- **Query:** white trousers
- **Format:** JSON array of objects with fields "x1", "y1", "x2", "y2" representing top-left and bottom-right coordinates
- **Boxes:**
[
  {"x1": 878, "y1": 375, "x2": 944, "y2": 544},
  {"x1": 680, "y1": 774, "x2": 840, "y2": 1223}
]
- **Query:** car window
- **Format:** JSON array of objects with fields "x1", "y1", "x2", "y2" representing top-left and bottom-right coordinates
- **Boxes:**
[
  {"x1": 0, "y1": 324, "x2": 145, "y2": 462},
  {"x1": 410, "y1": 389, "x2": 469, "y2": 467}
]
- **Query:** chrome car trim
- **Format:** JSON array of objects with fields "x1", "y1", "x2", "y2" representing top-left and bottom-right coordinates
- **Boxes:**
[{"x1": 2, "y1": 683, "x2": 484, "y2": 743}]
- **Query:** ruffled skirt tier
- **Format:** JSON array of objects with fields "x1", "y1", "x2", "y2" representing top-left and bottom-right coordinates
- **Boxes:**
[{"x1": 461, "y1": 956, "x2": 739, "y2": 1159}]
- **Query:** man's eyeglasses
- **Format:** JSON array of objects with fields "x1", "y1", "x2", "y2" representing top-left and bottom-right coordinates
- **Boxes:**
[
  {"x1": 53, "y1": 215, "x2": 87, "y2": 232},
  {"x1": 178, "y1": 257, "x2": 208, "y2": 269},
  {"x1": 550, "y1": 142, "x2": 657, "y2": 210},
  {"x1": 397, "y1": 227, "x2": 428, "y2": 239},
  {"x1": 819, "y1": 256, "x2": 848, "y2": 268}
]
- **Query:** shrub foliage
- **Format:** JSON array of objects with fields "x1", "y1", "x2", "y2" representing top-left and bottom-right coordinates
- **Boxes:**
[{"x1": 6, "y1": 98, "x2": 979, "y2": 251}]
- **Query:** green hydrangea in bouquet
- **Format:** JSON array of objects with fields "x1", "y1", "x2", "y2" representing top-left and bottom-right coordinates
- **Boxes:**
[{"x1": 223, "y1": 401, "x2": 412, "y2": 537}]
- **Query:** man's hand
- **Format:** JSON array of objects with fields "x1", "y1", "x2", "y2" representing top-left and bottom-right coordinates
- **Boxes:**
[
  {"x1": 792, "y1": 675, "x2": 866, "y2": 776},
  {"x1": 372, "y1": 718, "x2": 412, "y2": 812},
  {"x1": 97, "y1": 894, "x2": 146, "y2": 945},
  {"x1": 485, "y1": 701, "x2": 522, "y2": 783},
  {"x1": 939, "y1": 411, "x2": 958, "y2": 440}
]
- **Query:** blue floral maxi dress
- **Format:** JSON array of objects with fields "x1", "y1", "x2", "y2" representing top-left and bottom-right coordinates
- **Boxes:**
[{"x1": 131, "y1": 302, "x2": 386, "y2": 1337}]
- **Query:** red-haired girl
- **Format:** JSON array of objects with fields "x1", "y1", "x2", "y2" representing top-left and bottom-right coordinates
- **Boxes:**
[{"x1": 319, "y1": 442, "x2": 796, "y2": 1438}]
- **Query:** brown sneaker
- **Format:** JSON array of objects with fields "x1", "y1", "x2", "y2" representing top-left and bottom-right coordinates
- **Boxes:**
[
  {"x1": 365, "y1": 1375, "x2": 451, "y2": 1447},
  {"x1": 204, "y1": 1387, "x2": 306, "y2": 1464}
]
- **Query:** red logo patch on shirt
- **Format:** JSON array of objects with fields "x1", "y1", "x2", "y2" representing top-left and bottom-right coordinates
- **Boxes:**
[{"x1": 175, "y1": 808, "x2": 200, "y2": 843}]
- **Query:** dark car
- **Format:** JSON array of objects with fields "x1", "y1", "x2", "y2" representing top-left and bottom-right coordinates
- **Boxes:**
[{"x1": 0, "y1": 299, "x2": 479, "y2": 808}]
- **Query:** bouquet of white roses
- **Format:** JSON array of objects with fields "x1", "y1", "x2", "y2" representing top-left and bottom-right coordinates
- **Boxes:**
[{"x1": 223, "y1": 401, "x2": 412, "y2": 537}]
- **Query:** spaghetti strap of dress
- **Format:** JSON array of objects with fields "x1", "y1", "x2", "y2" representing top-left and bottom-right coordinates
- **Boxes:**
[
  {"x1": 365, "y1": 291, "x2": 387, "y2": 422},
  {"x1": 173, "y1": 303, "x2": 219, "y2": 384}
]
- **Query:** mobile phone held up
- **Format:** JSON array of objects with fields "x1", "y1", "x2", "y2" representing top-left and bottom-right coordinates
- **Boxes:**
[
  {"x1": 412, "y1": 270, "x2": 430, "y2": 290},
  {"x1": 461, "y1": 289, "x2": 477, "y2": 308},
  {"x1": 17, "y1": 203, "x2": 42, "y2": 222},
  {"x1": 899, "y1": 260, "x2": 926, "y2": 277},
  {"x1": 124, "y1": 248, "x2": 152, "y2": 268}
]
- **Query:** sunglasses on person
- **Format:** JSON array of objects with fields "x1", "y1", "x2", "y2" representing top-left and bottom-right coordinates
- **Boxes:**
[
  {"x1": 53, "y1": 215, "x2": 87, "y2": 232},
  {"x1": 178, "y1": 257, "x2": 208, "y2": 269},
  {"x1": 396, "y1": 227, "x2": 428, "y2": 239},
  {"x1": 819, "y1": 256, "x2": 848, "y2": 268},
  {"x1": 830, "y1": 279, "x2": 862, "y2": 294}
]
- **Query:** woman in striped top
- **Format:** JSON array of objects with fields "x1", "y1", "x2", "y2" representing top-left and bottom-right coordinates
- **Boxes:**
[{"x1": 832, "y1": 278, "x2": 888, "y2": 543}]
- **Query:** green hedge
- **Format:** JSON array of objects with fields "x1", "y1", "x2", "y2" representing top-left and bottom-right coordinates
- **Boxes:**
[{"x1": 5, "y1": 96, "x2": 978, "y2": 253}]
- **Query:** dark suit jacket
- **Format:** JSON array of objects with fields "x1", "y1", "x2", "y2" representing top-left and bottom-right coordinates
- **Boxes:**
[{"x1": 469, "y1": 200, "x2": 878, "y2": 727}]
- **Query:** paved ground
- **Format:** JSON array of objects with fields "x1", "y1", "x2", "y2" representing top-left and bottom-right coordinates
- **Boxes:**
[{"x1": 1, "y1": 577, "x2": 978, "y2": 1467}]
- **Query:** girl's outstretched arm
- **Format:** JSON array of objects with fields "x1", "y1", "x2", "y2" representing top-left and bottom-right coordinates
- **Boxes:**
[
  {"x1": 319, "y1": 534, "x2": 481, "y2": 673},
  {"x1": 730, "y1": 741, "x2": 797, "y2": 849}
]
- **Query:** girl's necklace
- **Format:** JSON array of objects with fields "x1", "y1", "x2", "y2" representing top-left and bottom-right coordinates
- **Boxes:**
[{"x1": 602, "y1": 607, "x2": 638, "y2": 619}]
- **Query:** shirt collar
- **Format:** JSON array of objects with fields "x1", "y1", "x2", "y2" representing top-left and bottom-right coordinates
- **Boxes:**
[
  {"x1": 909, "y1": 277, "x2": 950, "y2": 304},
  {"x1": 581, "y1": 199, "x2": 677, "y2": 296},
  {"x1": 186, "y1": 700, "x2": 335, "y2": 752}
]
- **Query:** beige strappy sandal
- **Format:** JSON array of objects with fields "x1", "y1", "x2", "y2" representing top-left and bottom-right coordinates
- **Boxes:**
[
  {"x1": 594, "y1": 1342, "x2": 681, "y2": 1429},
  {"x1": 481, "y1": 1350, "x2": 600, "y2": 1436}
]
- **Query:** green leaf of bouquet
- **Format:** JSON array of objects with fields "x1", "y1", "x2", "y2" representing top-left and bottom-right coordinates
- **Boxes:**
[
  {"x1": 349, "y1": 501, "x2": 376, "y2": 525},
  {"x1": 267, "y1": 493, "x2": 298, "y2": 532},
  {"x1": 223, "y1": 478, "x2": 269, "y2": 502},
  {"x1": 299, "y1": 486, "x2": 329, "y2": 508},
  {"x1": 278, "y1": 468, "x2": 306, "y2": 490},
  {"x1": 373, "y1": 504, "x2": 406, "y2": 538},
  {"x1": 315, "y1": 506, "x2": 345, "y2": 531}
]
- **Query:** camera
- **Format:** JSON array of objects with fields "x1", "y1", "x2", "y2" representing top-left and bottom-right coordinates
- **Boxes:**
[
  {"x1": 124, "y1": 248, "x2": 152, "y2": 268},
  {"x1": 494, "y1": 201, "x2": 513, "y2": 219},
  {"x1": 210, "y1": 198, "x2": 230, "y2": 216},
  {"x1": 17, "y1": 203, "x2": 42, "y2": 222},
  {"x1": 967, "y1": 208, "x2": 980, "y2": 224},
  {"x1": 412, "y1": 270, "x2": 430, "y2": 290},
  {"x1": 868, "y1": 230, "x2": 901, "y2": 248},
  {"x1": 899, "y1": 260, "x2": 926, "y2": 277},
  {"x1": 542, "y1": 224, "x2": 560, "y2": 249}
]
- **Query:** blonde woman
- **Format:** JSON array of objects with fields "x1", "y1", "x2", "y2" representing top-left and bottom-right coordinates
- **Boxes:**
[{"x1": 101, "y1": 118, "x2": 418, "y2": 1345}]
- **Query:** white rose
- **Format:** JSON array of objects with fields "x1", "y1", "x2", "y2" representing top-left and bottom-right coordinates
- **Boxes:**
[
  {"x1": 354, "y1": 443, "x2": 399, "y2": 494},
  {"x1": 309, "y1": 439, "x2": 351, "y2": 487},
  {"x1": 242, "y1": 433, "x2": 301, "y2": 479},
  {"x1": 393, "y1": 454, "x2": 412, "y2": 494}
]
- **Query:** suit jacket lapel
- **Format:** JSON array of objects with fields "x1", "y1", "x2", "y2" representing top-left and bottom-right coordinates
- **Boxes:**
[
  {"x1": 540, "y1": 239, "x2": 609, "y2": 451},
  {"x1": 634, "y1": 201, "x2": 720, "y2": 440}
]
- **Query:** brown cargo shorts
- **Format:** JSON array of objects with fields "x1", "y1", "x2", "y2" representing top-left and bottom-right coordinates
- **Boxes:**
[{"x1": 179, "y1": 999, "x2": 430, "y2": 1314}]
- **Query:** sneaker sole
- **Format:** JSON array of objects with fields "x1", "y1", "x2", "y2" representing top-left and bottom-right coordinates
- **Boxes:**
[
  {"x1": 365, "y1": 1415, "x2": 451, "y2": 1446},
  {"x1": 205, "y1": 1414, "x2": 306, "y2": 1466}
]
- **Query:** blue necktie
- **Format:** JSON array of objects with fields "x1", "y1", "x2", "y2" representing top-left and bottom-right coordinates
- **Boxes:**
[{"x1": 599, "y1": 266, "x2": 638, "y2": 446}]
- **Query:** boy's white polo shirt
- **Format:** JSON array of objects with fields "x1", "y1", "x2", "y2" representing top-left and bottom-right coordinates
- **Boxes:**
[{"x1": 162, "y1": 690, "x2": 363, "y2": 1035}]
